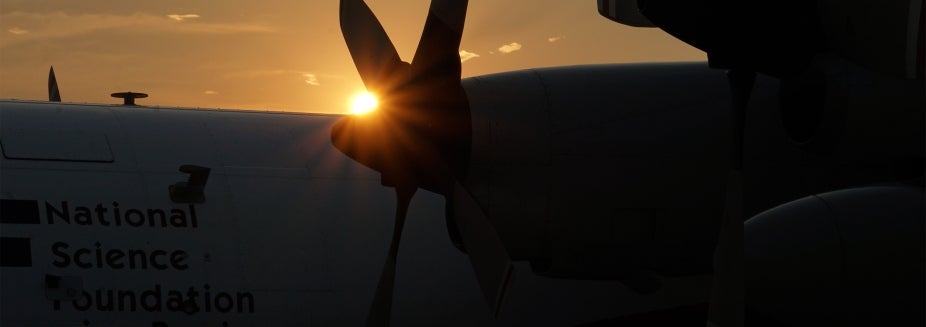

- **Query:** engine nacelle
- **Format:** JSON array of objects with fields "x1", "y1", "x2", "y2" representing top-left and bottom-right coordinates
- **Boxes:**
[
  {"x1": 746, "y1": 186, "x2": 925, "y2": 326},
  {"x1": 452, "y1": 63, "x2": 732, "y2": 280}
]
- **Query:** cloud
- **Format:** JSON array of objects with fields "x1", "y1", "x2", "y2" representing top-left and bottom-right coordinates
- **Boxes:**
[
  {"x1": 498, "y1": 42, "x2": 522, "y2": 54},
  {"x1": 225, "y1": 69, "x2": 295, "y2": 78},
  {"x1": 7, "y1": 27, "x2": 28, "y2": 35},
  {"x1": 459, "y1": 50, "x2": 480, "y2": 63},
  {"x1": 167, "y1": 14, "x2": 201, "y2": 22},
  {"x1": 303, "y1": 73, "x2": 320, "y2": 86},
  {"x1": 224, "y1": 69, "x2": 342, "y2": 86},
  {"x1": 1, "y1": 12, "x2": 275, "y2": 48},
  {"x1": 204, "y1": 90, "x2": 218, "y2": 95},
  {"x1": 547, "y1": 35, "x2": 565, "y2": 43}
]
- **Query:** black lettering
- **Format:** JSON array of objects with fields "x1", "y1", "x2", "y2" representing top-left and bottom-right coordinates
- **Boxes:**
[
  {"x1": 190, "y1": 205, "x2": 198, "y2": 228},
  {"x1": 95, "y1": 204, "x2": 109, "y2": 226},
  {"x1": 74, "y1": 248, "x2": 92, "y2": 269},
  {"x1": 43, "y1": 202, "x2": 198, "y2": 229},
  {"x1": 74, "y1": 206, "x2": 92, "y2": 225},
  {"x1": 166, "y1": 290, "x2": 184, "y2": 312},
  {"x1": 215, "y1": 293, "x2": 233, "y2": 313},
  {"x1": 127, "y1": 249, "x2": 147, "y2": 269},
  {"x1": 125, "y1": 209, "x2": 145, "y2": 227},
  {"x1": 185, "y1": 287, "x2": 200, "y2": 313},
  {"x1": 52, "y1": 242, "x2": 70, "y2": 268},
  {"x1": 50, "y1": 285, "x2": 254, "y2": 314},
  {"x1": 45, "y1": 201, "x2": 69, "y2": 224},
  {"x1": 141, "y1": 284, "x2": 162, "y2": 312},
  {"x1": 150, "y1": 250, "x2": 168, "y2": 270},
  {"x1": 94, "y1": 242, "x2": 103, "y2": 268},
  {"x1": 73, "y1": 290, "x2": 92, "y2": 311},
  {"x1": 112, "y1": 202, "x2": 122, "y2": 226},
  {"x1": 170, "y1": 251, "x2": 189, "y2": 270},
  {"x1": 106, "y1": 249, "x2": 125, "y2": 269},
  {"x1": 169, "y1": 209, "x2": 187, "y2": 228},
  {"x1": 52, "y1": 242, "x2": 192, "y2": 271},
  {"x1": 203, "y1": 284, "x2": 211, "y2": 312},
  {"x1": 237, "y1": 292, "x2": 255, "y2": 313},
  {"x1": 148, "y1": 209, "x2": 166, "y2": 227},
  {"x1": 96, "y1": 289, "x2": 114, "y2": 311},
  {"x1": 117, "y1": 289, "x2": 136, "y2": 312}
]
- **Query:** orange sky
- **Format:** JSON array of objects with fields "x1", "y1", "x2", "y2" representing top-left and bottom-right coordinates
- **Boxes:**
[{"x1": 0, "y1": 0, "x2": 705, "y2": 113}]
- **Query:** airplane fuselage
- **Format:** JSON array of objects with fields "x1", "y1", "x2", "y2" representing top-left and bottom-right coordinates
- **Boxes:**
[{"x1": 1, "y1": 60, "x2": 922, "y2": 326}]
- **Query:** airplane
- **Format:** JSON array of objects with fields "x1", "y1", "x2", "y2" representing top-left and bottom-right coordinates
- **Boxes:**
[{"x1": 1, "y1": 1, "x2": 923, "y2": 326}]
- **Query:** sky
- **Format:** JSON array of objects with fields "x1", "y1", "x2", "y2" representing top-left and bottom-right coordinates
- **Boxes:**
[{"x1": 0, "y1": 0, "x2": 705, "y2": 114}]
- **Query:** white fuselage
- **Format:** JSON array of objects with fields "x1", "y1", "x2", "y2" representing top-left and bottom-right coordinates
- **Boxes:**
[
  {"x1": 2, "y1": 60, "x2": 921, "y2": 326},
  {"x1": 2, "y1": 63, "x2": 719, "y2": 326}
]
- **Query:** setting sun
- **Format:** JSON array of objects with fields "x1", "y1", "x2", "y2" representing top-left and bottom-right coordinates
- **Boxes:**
[{"x1": 350, "y1": 92, "x2": 378, "y2": 115}]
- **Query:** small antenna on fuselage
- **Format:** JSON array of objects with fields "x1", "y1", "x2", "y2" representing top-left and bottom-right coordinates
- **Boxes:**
[
  {"x1": 111, "y1": 92, "x2": 148, "y2": 106},
  {"x1": 48, "y1": 66, "x2": 61, "y2": 102}
]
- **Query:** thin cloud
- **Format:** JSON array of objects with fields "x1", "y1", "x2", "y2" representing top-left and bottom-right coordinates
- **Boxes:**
[
  {"x1": 225, "y1": 69, "x2": 295, "y2": 78},
  {"x1": 7, "y1": 27, "x2": 29, "y2": 35},
  {"x1": 167, "y1": 14, "x2": 201, "y2": 22},
  {"x1": 547, "y1": 35, "x2": 565, "y2": 43},
  {"x1": 303, "y1": 73, "x2": 320, "y2": 86},
  {"x1": 459, "y1": 50, "x2": 480, "y2": 63},
  {"x1": 204, "y1": 90, "x2": 218, "y2": 95},
  {"x1": 225, "y1": 69, "x2": 343, "y2": 86},
  {"x1": 498, "y1": 42, "x2": 522, "y2": 54}
]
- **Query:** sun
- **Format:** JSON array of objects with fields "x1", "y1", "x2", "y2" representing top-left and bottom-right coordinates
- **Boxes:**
[{"x1": 350, "y1": 92, "x2": 378, "y2": 115}]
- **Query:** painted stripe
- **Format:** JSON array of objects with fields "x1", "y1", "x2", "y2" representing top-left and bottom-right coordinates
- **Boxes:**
[
  {"x1": 598, "y1": 0, "x2": 608, "y2": 16},
  {"x1": 0, "y1": 199, "x2": 40, "y2": 224},
  {"x1": 0, "y1": 237, "x2": 32, "y2": 267},
  {"x1": 610, "y1": 0, "x2": 618, "y2": 19}
]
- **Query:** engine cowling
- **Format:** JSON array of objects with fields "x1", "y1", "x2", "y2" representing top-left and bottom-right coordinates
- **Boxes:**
[
  {"x1": 746, "y1": 185, "x2": 925, "y2": 326},
  {"x1": 449, "y1": 63, "x2": 732, "y2": 281}
]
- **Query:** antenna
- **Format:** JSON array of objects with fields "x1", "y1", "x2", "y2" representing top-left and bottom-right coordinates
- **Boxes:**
[
  {"x1": 48, "y1": 66, "x2": 61, "y2": 102},
  {"x1": 111, "y1": 92, "x2": 148, "y2": 106}
]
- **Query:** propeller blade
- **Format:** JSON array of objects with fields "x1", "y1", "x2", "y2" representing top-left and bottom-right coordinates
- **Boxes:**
[
  {"x1": 367, "y1": 186, "x2": 417, "y2": 327},
  {"x1": 410, "y1": 0, "x2": 468, "y2": 79},
  {"x1": 406, "y1": 0, "x2": 473, "y2": 183},
  {"x1": 451, "y1": 180, "x2": 514, "y2": 318},
  {"x1": 339, "y1": 0, "x2": 409, "y2": 93},
  {"x1": 48, "y1": 66, "x2": 61, "y2": 102}
]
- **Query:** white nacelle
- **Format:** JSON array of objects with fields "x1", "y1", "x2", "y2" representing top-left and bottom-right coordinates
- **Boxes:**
[{"x1": 456, "y1": 63, "x2": 732, "y2": 278}]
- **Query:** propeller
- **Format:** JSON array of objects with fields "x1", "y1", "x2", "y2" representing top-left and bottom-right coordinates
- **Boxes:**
[
  {"x1": 48, "y1": 66, "x2": 61, "y2": 102},
  {"x1": 332, "y1": 0, "x2": 514, "y2": 325}
]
